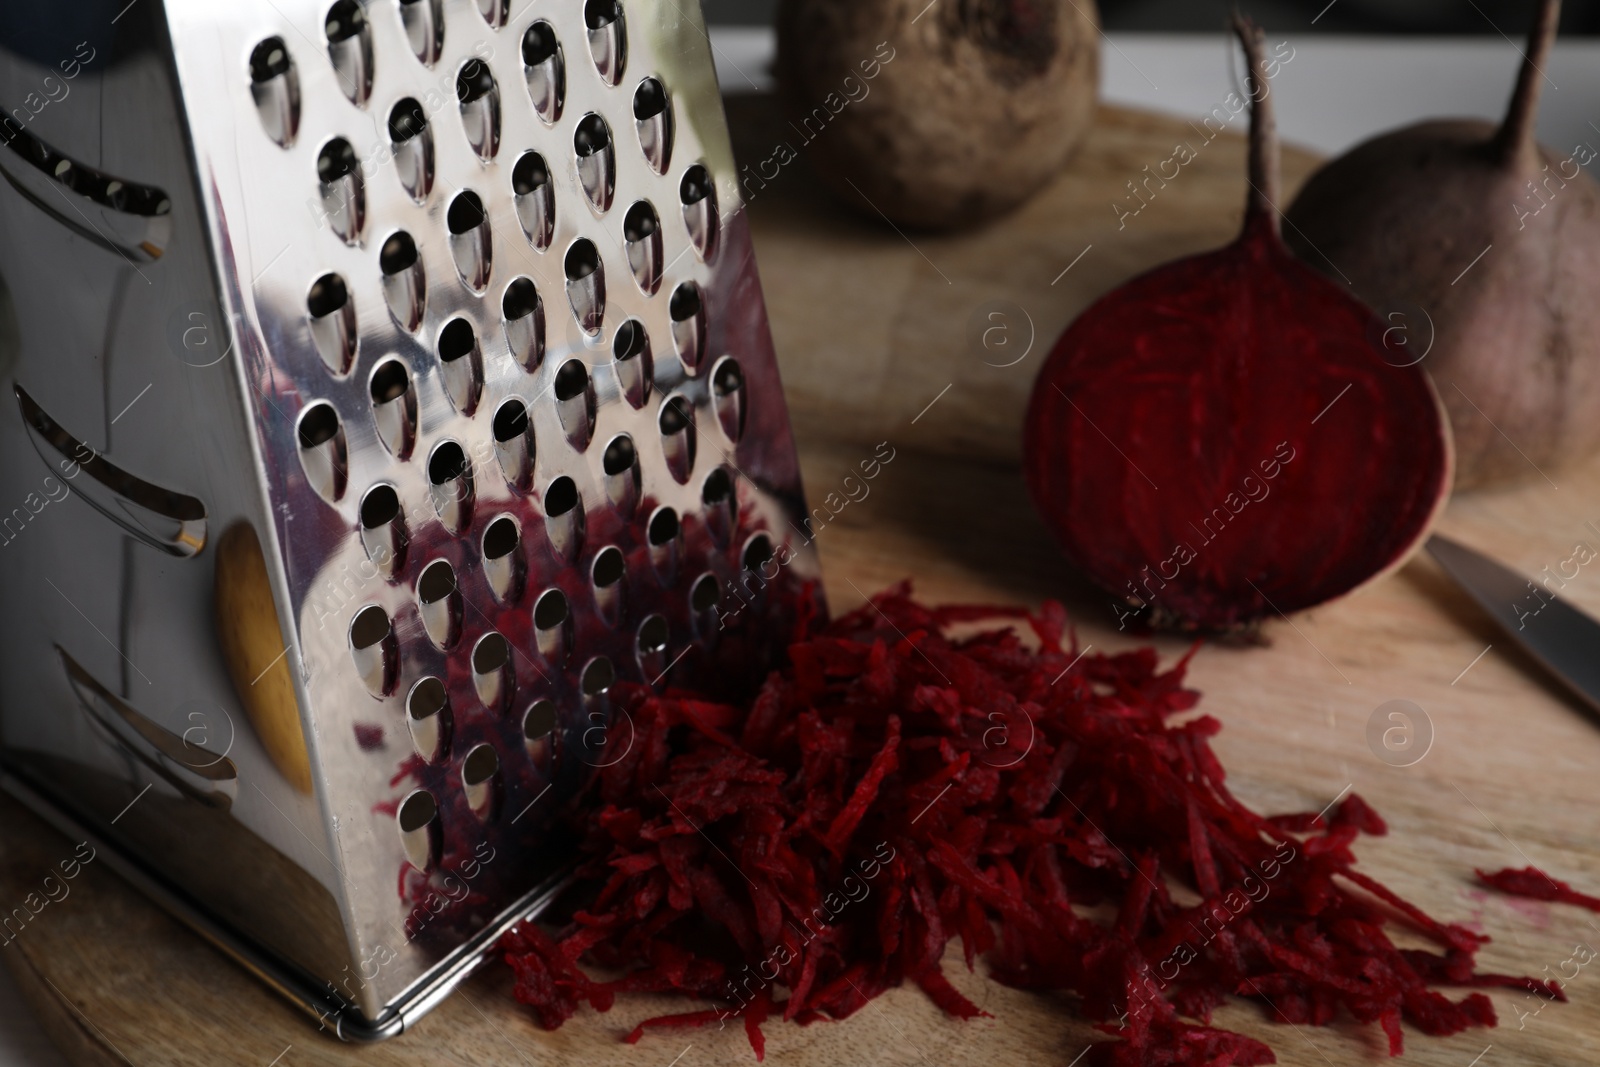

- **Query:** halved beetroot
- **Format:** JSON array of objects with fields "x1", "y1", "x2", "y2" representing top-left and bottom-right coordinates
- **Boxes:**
[{"x1": 1023, "y1": 16, "x2": 1452, "y2": 630}]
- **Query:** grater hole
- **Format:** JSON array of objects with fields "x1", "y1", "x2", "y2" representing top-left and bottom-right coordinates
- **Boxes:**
[
  {"x1": 360, "y1": 483, "x2": 401, "y2": 529},
  {"x1": 458, "y1": 60, "x2": 501, "y2": 161},
  {"x1": 623, "y1": 201, "x2": 658, "y2": 242},
  {"x1": 648, "y1": 507, "x2": 679, "y2": 546},
  {"x1": 250, "y1": 37, "x2": 292, "y2": 83},
  {"x1": 622, "y1": 202, "x2": 662, "y2": 295},
  {"x1": 350, "y1": 605, "x2": 390, "y2": 651},
  {"x1": 389, "y1": 98, "x2": 434, "y2": 201},
  {"x1": 388, "y1": 97, "x2": 427, "y2": 143},
  {"x1": 511, "y1": 153, "x2": 555, "y2": 251},
  {"x1": 447, "y1": 193, "x2": 492, "y2": 292},
  {"x1": 602, "y1": 434, "x2": 638, "y2": 515},
  {"x1": 712, "y1": 357, "x2": 747, "y2": 442},
  {"x1": 307, "y1": 273, "x2": 357, "y2": 375},
  {"x1": 477, "y1": 0, "x2": 509, "y2": 28},
  {"x1": 397, "y1": 789, "x2": 436, "y2": 831},
  {"x1": 428, "y1": 441, "x2": 469, "y2": 485},
  {"x1": 418, "y1": 559, "x2": 456, "y2": 605},
  {"x1": 317, "y1": 139, "x2": 365, "y2": 244},
  {"x1": 614, "y1": 319, "x2": 646, "y2": 364},
  {"x1": 409, "y1": 675, "x2": 448, "y2": 716},
  {"x1": 504, "y1": 277, "x2": 539, "y2": 320},
  {"x1": 585, "y1": 0, "x2": 623, "y2": 29},
  {"x1": 638, "y1": 614, "x2": 668, "y2": 654},
  {"x1": 493, "y1": 399, "x2": 529, "y2": 443},
  {"x1": 634, "y1": 78, "x2": 667, "y2": 121},
  {"x1": 534, "y1": 588, "x2": 569, "y2": 630},
  {"x1": 702, "y1": 467, "x2": 733, "y2": 506},
  {"x1": 574, "y1": 115, "x2": 615, "y2": 213},
  {"x1": 701, "y1": 467, "x2": 736, "y2": 545},
  {"x1": 317, "y1": 138, "x2": 358, "y2": 184},
  {"x1": 369, "y1": 359, "x2": 416, "y2": 458},
  {"x1": 398, "y1": 0, "x2": 444, "y2": 67},
  {"x1": 447, "y1": 190, "x2": 486, "y2": 235},
  {"x1": 298, "y1": 402, "x2": 340, "y2": 449},
  {"x1": 307, "y1": 273, "x2": 348, "y2": 319},
  {"x1": 380, "y1": 231, "x2": 419, "y2": 274},
  {"x1": 593, "y1": 546, "x2": 625, "y2": 588},
  {"x1": 520, "y1": 21, "x2": 565, "y2": 125},
  {"x1": 659, "y1": 396, "x2": 696, "y2": 483},
  {"x1": 680, "y1": 164, "x2": 712, "y2": 206},
  {"x1": 603, "y1": 434, "x2": 636, "y2": 476},
  {"x1": 457, "y1": 60, "x2": 496, "y2": 104},
  {"x1": 546, "y1": 475, "x2": 579, "y2": 516},
  {"x1": 574, "y1": 114, "x2": 610, "y2": 158},
  {"x1": 410, "y1": 677, "x2": 448, "y2": 720},
  {"x1": 463, "y1": 743, "x2": 498, "y2": 785},
  {"x1": 473, "y1": 632, "x2": 511, "y2": 674},
  {"x1": 531, "y1": 591, "x2": 570, "y2": 663},
  {"x1": 581, "y1": 656, "x2": 615, "y2": 696},
  {"x1": 524, "y1": 700, "x2": 557, "y2": 740},
  {"x1": 554, "y1": 360, "x2": 589, "y2": 403},
  {"x1": 484, "y1": 516, "x2": 519, "y2": 560},
  {"x1": 511, "y1": 152, "x2": 550, "y2": 197},
  {"x1": 669, "y1": 282, "x2": 705, "y2": 370},
  {"x1": 714, "y1": 358, "x2": 744, "y2": 397},
  {"x1": 658, "y1": 397, "x2": 689, "y2": 437},
  {"x1": 370, "y1": 358, "x2": 410, "y2": 404},
  {"x1": 438, "y1": 318, "x2": 483, "y2": 409},
  {"x1": 669, "y1": 281, "x2": 701, "y2": 322},
  {"x1": 743, "y1": 534, "x2": 774, "y2": 573},
  {"x1": 462, "y1": 743, "x2": 501, "y2": 820},
  {"x1": 417, "y1": 560, "x2": 461, "y2": 646},
  {"x1": 491, "y1": 399, "x2": 534, "y2": 490},
  {"x1": 691, "y1": 572, "x2": 720, "y2": 613},
  {"x1": 522, "y1": 22, "x2": 559, "y2": 65},
  {"x1": 407, "y1": 678, "x2": 452, "y2": 762},
  {"x1": 428, "y1": 441, "x2": 475, "y2": 532},
  {"x1": 439, "y1": 318, "x2": 475, "y2": 363},
  {"x1": 565, "y1": 239, "x2": 599, "y2": 282},
  {"x1": 326, "y1": 1, "x2": 366, "y2": 43},
  {"x1": 483, "y1": 516, "x2": 524, "y2": 601},
  {"x1": 680, "y1": 164, "x2": 718, "y2": 261},
  {"x1": 397, "y1": 790, "x2": 439, "y2": 871},
  {"x1": 292, "y1": 404, "x2": 347, "y2": 503}
]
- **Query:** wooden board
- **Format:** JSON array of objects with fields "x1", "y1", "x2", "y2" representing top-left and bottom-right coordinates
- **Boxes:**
[{"x1": 9, "y1": 98, "x2": 1600, "y2": 1067}]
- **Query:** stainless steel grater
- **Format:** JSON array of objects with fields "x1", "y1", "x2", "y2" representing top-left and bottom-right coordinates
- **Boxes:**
[{"x1": 0, "y1": 0, "x2": 820, "y2": 1039}]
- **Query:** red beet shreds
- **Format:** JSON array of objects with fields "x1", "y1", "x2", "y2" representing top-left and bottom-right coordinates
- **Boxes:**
[
  {"x1": 499, "y1": 585, "x2": 1543, "y2": 1065},
  {"x1": 1478, "y1": 867, "x2": 1600, "y2": 912},
  {"x1": 1021, "y1": 18, "x2": 1452, "y2": 631}
]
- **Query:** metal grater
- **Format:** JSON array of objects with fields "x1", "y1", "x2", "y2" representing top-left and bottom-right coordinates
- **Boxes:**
[{"x1": 0, "y1": 0, "x2": 820, "y2": 1039}]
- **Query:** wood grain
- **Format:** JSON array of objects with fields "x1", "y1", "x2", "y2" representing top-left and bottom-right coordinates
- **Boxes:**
[{"x1": 7, "y1": 99, "x2": 1600, "y2": 1067}]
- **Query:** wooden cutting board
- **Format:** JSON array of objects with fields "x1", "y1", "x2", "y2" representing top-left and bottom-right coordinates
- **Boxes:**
[{"x1": 8, "y1": 97, "x2": 1600, "y2": 1067}]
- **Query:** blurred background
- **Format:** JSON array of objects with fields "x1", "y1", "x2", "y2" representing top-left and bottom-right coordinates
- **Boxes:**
[{"x1": 705, "y1": 0, "x2": 1600, "y2": 32}]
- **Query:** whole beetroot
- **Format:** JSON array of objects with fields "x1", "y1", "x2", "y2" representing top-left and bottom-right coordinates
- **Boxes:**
[
  {"x1": 1284, "y1": 0, "x2": 1600, "y2": 489},
  {"x1": 775, "y1": 0, "x2": 1099, "y2": 230}
]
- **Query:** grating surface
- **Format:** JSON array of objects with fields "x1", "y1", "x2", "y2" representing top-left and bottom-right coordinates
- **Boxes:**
[{"x1": 166, "y1": 0, "x2": 818, "y2": 1025}]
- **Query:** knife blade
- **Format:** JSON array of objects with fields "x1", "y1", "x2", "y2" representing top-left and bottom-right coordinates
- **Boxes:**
[{"x1": 1427, "y1": 535, "x2": 1600, "y2": 715}]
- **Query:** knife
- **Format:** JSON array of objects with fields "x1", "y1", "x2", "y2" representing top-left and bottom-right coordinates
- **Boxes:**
[{"x1": 1427, "y1": 535, "x2": 1600, "y2": 715}]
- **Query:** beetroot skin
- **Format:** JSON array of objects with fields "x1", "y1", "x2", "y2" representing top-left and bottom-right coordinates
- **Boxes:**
[{"x1": 1023, "y1": 17, "x2": 1452, "y2": 631}]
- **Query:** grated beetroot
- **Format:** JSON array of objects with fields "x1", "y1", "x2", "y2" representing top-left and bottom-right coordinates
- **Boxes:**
[
  {"x1": 499, "y1": 586, "x2": 1548, "y2": 1065},
  {"x1": 1478, "y1": 867, "x2": 1600, "y2": 913}
]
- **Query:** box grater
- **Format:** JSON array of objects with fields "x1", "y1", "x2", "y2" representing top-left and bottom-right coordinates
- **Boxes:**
[{"x1": 0, "y1": 0, "x2": 820, "y2": 1039}]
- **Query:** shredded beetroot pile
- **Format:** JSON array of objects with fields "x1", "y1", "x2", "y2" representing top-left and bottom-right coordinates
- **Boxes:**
[{"x1": 500, "y1": 586, "x2": 1555, "y2": 1065}]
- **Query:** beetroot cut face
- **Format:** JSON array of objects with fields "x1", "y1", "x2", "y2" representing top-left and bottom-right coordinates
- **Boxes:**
[{"x1": 1023, "y1": 15, "x2": 1453, "y2": 631}]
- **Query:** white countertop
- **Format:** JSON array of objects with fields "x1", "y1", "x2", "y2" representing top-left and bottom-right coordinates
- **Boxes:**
[{"x1": 6, "y1": 26, "x2": 1600, "y2": 1067}]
